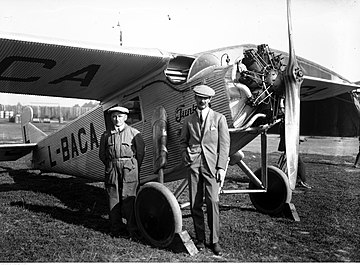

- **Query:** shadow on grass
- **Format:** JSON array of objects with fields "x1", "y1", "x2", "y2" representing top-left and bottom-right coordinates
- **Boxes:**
[
  {"x1": 1, "y1": 166, "x2": 111, "y2": 235},
  {"x1": 0, "y1": 166, "x2": 194, "y2": 254},
  {"x1": 10, "y1": 201, "x2": 109, "y2": 233}
]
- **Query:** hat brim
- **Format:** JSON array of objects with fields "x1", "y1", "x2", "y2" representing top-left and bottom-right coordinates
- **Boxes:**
[
  {"x1": 194, "y1": 92, "x2": 214, "y2": 97},
  {"x1": 107, "y1": 106, "x2": 129, "y2": 114}
]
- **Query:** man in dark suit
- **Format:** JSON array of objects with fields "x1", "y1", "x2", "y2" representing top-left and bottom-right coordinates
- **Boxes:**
[{"x1": 180, "y1": 84, "x2": 230, "y2": 256}]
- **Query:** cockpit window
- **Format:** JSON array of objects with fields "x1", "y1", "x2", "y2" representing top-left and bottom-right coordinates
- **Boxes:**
[
  {"x1": 164, "y1": 53, "x2": 220, "y2": 84},
  {"x1": 123, "y1": 96, "x2": 142, "y2": 125},
  {"x1": 165, "y1": 55, "x2": 195, "y2": 84},
  {"x1": 188, "y1": 53, "x2": 220, "y2": 81}
]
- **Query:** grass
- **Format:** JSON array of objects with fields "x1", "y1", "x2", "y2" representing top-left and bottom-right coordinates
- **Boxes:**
[
  {"x1": 0, "y1": 121, "x2": 360, "y2": 262},
  {"x1": 1, "y1": 152, "x2": 359, "y2": 262}
]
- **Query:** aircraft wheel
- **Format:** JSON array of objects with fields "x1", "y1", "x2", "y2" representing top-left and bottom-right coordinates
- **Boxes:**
[
  {"x1": 135, "y1": 182, "x2": 182, "y2": 248},
  {"x1": 249, "y1": 166, "x2": 291, "y2": 215}
]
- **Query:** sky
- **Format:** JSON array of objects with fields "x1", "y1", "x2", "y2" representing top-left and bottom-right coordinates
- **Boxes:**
[{"x1": 1, "y1": 0, "x2": 359, "y2": 107}]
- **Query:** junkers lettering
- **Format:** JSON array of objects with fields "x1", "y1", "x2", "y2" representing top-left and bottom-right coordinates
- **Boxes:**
[
  {"x1": 0, "y1": 56, "x2": 100, "y2": 86},
  {"x1": 175, "y1": 104, "x2": 197, "y2": 123},
  {"x1": 47, "y1": 123, "x2": 99, "y2": 167}
]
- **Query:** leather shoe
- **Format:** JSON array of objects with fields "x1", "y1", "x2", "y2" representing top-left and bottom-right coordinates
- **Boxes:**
[
  {"x1": 212, "y1": 243, "x2": 222, "y2": 256},
  {"x1": 196, "y1": 240, "x2": 205, "y2": 251},
  {"x1": 297, "y1": 181, "x2": 312, "y2": 189}
]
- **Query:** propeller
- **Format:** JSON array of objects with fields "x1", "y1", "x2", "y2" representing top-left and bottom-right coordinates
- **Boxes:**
[{"x1": 284, "y1": 0, "x2": 303, "y2": 190}]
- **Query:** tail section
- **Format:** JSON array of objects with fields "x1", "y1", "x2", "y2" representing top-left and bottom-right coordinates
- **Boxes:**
[{"x1": 21, "y1": 106, "x2": 47, "y2": 143}]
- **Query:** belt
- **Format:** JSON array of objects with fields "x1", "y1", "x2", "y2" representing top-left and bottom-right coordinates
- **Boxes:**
[{"x1": 111, "y1": 158, "x2": 132, "y2": 162}]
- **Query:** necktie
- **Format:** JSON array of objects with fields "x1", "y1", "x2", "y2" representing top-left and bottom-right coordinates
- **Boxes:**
[{"x1": 199, "y1": 111, "x2": 205, "y2": 134}]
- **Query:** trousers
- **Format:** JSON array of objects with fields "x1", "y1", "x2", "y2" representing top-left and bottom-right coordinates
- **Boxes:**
[
  {"x1": 105, "y1": 158, "x2": 138, "y2": 234},
  {"x1": 106, "y1": 183, "x2": 137, "y2": 234},
  {"x1": 189, "y1": 154, "x2": 220, "y2": 244}
]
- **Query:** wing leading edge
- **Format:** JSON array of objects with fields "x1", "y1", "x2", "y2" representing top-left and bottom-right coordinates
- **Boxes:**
[
  {"x1": 1, "y1": 33, "x2": 359, "y2": 103},
  {"x1": 301, "y1": 75, "x2": 360, "y2": 101},
  {"x1": 0, "y1": 32, "x2": 172, "y2": 102}
]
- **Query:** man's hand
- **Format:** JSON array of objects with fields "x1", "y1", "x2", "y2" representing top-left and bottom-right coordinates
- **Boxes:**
[{"x1": 216, "y1": 168, "x2": 226, "y2": 185}]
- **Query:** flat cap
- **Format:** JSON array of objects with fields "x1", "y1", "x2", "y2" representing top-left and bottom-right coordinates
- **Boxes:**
[
  {"x1": 193, "y1": 85, "x2": 215, "y2": 97},
  {"x1": 108, "y1": 106, "x2": 129, "y2": 114}
]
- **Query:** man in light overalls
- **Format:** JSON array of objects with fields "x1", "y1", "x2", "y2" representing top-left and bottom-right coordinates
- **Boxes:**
[{"x1": 99, "y1": 106, "x2": 145, "y2": 238}]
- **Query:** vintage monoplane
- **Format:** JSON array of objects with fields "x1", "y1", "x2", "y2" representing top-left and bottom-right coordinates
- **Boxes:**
[{"x1": 1, "y1": 0, "x2": 359, "y2": 251}]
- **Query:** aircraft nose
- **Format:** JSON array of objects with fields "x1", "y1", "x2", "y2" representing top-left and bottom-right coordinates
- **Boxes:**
[{"x1": 225, "y1": 75, "x2": 255, "y2": 128}]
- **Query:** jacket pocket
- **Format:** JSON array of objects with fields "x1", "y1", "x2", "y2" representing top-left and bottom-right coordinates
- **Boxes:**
[
  {"x1": 122, "y1": 159, "x2": 138, "y2": 197},
  {"x1": 210, "y1": 124, "x2": 217, "y2": 131},
  {"x1": 104, "y1": 162, "x2": 116, "y2": 185},
  {"x1": 186, "y1": 145, "x2": 201, "y2": 163},
  {"x1": 120, "y1": 142, "x2": 133, "y2": 157},
  {"x1": 122, "y1": 159, "x2": 138, "y2": 183}
]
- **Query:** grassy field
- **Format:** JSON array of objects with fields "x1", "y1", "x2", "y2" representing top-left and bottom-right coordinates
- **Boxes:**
[
  {"x1": 0, "y1": 122, "x2": 359, "y2": 262},
  {"x1": 0, "y1": 119, "x2": 66, "y2": 143}
]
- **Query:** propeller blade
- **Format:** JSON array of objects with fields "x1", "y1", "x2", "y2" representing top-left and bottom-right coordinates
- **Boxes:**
[{"x1": 284, "y1": 0, "x2": 303, "y2": 190}]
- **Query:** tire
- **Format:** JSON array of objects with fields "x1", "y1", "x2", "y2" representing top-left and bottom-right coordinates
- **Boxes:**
[
  {"x1": 249, "y1": 166, "x2": 291, "y2": 215},
  {"x1": 135, "y1": 182, "x2": 182, "y2": 248}
]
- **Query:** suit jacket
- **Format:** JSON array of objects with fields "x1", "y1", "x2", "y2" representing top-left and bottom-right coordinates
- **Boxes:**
[{"x1": 180, "y1": 108, "x2": 230, "y2": 177}]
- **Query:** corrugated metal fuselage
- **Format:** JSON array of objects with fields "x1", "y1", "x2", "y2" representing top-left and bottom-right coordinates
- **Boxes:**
[
  {"x1": 31, "y1": 65, "x2": 239, "y2": 183},
  {"x1": 32, "y1": 106, "x2": 106, "y2": 181}
]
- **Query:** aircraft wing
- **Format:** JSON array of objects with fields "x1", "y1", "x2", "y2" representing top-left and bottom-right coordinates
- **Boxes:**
[
  {"x1": 0, "y1": 32, "x2": 172, "y2": 101},
  {"x1": 0, "y1": 143, "x2": 37, "y2": 161},
  {"x1": 301, "y1": 75, "x2": 360, "y2": 101}
]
